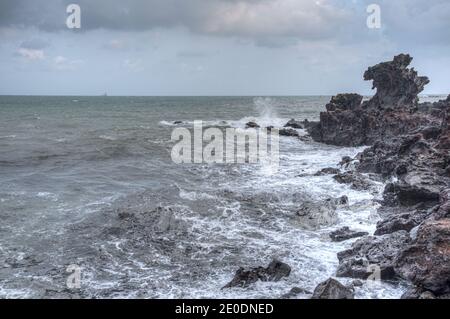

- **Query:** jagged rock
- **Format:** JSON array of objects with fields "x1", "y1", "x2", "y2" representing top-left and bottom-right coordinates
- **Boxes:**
[
  {"x1": 336, "y1": 231, "x2": 410, "y2": 280},
  {"x1": 223, "y1": 259, "x2": 291, "y2": 288},
  {"x1": 384, "y1": 176, "x2": 442, "y2": 206},
  {"x1": 436, "y1": 96, "x2": 450, "y2": 149},
  {"x1": 330, "y1": 227, "x2": 369, "y2": 242},
  {"x1": 296, "y1": 196, "x2": 348, "y2": 230},
  {"x1": 363, "y1": 54, "x2": 429, "y2": 110},
  {"x1": 435, "y1": 188, "x2": 450, "y2": 219},
  {"x1": 395, "y1": 219, "x2": 450, "y2": 296},
  {"x1": 279, "y1": 128, "x2": 300, "y2": 137},
  {"x1": 311, "y1": 278, "x2": 354, "y2": 299},
  {"x1": 374, "y1": 209, "x2": 432, "y2": 236},
  {"x1": 326, "y1": 94, "x2": 363, "y2": 112},
  {"x1": 245, "y1": 121, "x2": 260, "y2": 129},
  {"x1": 314, "y1": 167, "x2": 340, "y2": 176},
  {"x1": 308, "y1": 55, "x2": 437, "y2": 147},
  {"x1": 333, "y1": 172, "x2": 373, "y2": 191},
  {"x1": 284, "y1": 119, "x2": 304, "y2": 129}
]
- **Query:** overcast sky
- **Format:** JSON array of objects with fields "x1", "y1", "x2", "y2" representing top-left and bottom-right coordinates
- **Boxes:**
[{"x1": 0, "y1": 0, "x2": 449, "y2": 96}]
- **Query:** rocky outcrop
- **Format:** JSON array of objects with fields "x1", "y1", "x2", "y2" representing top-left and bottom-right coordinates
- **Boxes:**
[
  {"x1": 362, "y1": 54, "x2": 429, "y2": 110},
  {"x1": 336, "y1": 231, "x2": 410, "y2": 280},
  {"x1": 308, "y1": 54, "x2": 438, "y2": 147},
  {"x1": 284, "y1": 119, "x2": 304, "y2": 129},
  {"x1": 333, "y1": 172, "x2": 374, "y2": 191},
  {"x1": 311, "y1": 278, "x2": 354, "y2": 299},
  {"x1": 330, "y1": 227, "x2": 369, "y2": 242},
  {"x1": 223, "y1": 259, "x2": 291, "y2": 289},
  {"x1": 279, "y1": 128, "x2": 300, "y2": 137},
  {"x1": 395, "y1": 219, "x2": 450, "y2": 295},
  {"x1": 374, "y1": 208, "x2": 432, "y2": 236}
]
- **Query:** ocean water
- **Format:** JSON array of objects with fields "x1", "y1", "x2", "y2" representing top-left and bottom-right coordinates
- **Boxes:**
[{"x1": 0, "y1": 95, "x2": 430, "y2": 299}]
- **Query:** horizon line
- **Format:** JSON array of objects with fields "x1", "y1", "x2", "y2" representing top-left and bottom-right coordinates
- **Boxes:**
[{"x1": 0, "y1": 93, "x2": 447, "y2": 98}]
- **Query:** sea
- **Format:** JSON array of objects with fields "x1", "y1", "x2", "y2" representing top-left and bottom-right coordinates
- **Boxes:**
[{"x1": 0, "y1": 95, "x2": 445, "y2": 299}]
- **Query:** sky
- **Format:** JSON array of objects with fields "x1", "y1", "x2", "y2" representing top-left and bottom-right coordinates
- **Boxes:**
[{"x1": 0, "y1": 0, "x2": 449, "y2": 96}]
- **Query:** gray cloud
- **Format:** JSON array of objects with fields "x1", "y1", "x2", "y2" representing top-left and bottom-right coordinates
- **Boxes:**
[
  {"x1": 1, "y1": 0, "x2": 449, "y2": 47},
  {"x1": 0, "y1": 1, "x2": 350, "y2": 42}
]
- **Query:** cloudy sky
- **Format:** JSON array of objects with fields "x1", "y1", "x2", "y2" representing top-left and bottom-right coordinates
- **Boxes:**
[{"x1": 0, "y1": 0, "x2": 449, "y2": 95}]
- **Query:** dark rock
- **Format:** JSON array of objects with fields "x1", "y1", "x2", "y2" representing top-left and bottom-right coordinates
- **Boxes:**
[
  {"x1": 330, "y1": 227, "x2": 369, "y2": 242},
  {"x1": 284, "y1": 119, "x2": 304, "y2": 129},
  {"x1": 395, "y1": 219, "x2": 450, "y2": 295},
  {"x1": 279, "y1": 128, "x2": 300, "y2": 137},
  {"x1": 245, "y1": 121, "x2": 260, "y2": 129},
  {"x1": 333, "y1": 172, "x2": 373, "y2": 191},
  {"x1": 308, "y1": 55, "x2": 437, "y2": 147},
  {"x1": 435, "y1": 188, "x2": 450, "y2": 219},
  {"x1": 265, "y1": 126, "x2": 274, "y2": 132},
  {"x1": 173, "y1": 121, "x2": 183, "y2": 125},
  {"x1": 401, "y1": 287, "x2": 437, "y2": 299},
  {"x1": 325, "y1": 94, "x2": 363, "y2": 112},
  {"x1": 384, "y1": 177, "x2": 442, "y2": 206},
  {"x1": 336, "y1": 231, "x2": 410, "y2": 280},
  {"x1": 311, "y1": 278, "x2": 354, "y2": 299},
  {"x1": 363, "y1": 54, "x2": 429, "y2": 110},
  {"x1": 223, "y1": 259, "x2": 291, "y2": 289},
  {"x1": 374, "y1": 209, "x2": 432, "y2": 236}
]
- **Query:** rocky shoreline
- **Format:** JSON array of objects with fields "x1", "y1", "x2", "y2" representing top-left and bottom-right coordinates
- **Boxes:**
[
  {"x1": 238, "y1": 54, "x2": 449, "y2": 299},
  {"x1": 306, "y1": 54, "x2": 450, "y2": 299}
]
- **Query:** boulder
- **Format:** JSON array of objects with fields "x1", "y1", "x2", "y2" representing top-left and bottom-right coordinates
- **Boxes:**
[
  {"x1": 223, "y1": 259, "x2": 291, "y2": 289},
  {"x1": 330, "y1": 227, "x2": 369, "y2": 242},
  {"x1": 333, "y1": 172, "x2": 373, "y2": 191},
  {"x1": 311, "y1": 278, "x2": 354, "y2": 299},
  {"x1": 395, "y1": 219, "x2": 450, "y2": 295},
  {"x1": 284, "y1": 119, "x2": 304, "y2": 129},
  {"x1": 245, "y1": 121, "x2": 260, "y2": 129},
  {"x1": 374, "y1": 209, "x2": 432, "y2": 236},
  {"x1": 279, "y1": 128, "x2": 300, "y2": 137},
  {"x1": 336, "y1": 231, "x2": 410, "y2": 280}
]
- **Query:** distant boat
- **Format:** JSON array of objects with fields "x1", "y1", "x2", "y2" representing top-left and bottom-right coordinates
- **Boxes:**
[{"x1": 102, "y1": 92, "x2": 108, "y2": 97}]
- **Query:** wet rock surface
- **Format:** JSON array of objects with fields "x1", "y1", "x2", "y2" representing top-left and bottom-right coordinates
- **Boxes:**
[
  {"x1": 305, "y1": 54, "x2": 450, "y2": 297},
  {"x1": 278, "y1": 128, "x2": 300, "y2": 137},
  {"x1": 333, "y1": 172, "x2": 374, "y2": 191},
  {"x1": 245, "y1": 121, "x2": 260, "y2": 129},
  {"x1": 223, "y1": 259, "x2": 291, "y2": 289},
  {"x1": 284, "y1": 119, "x2": 304, "y2": 129},
  {"x1": 395, "y1": 219, "x2": 450, "y2": 295},
  {"x1": 311, "y1": 278, "x2": 354, "y2": 299},
  {"x1": 336, "y1": 231, "x2": 410, "y2": 280}
]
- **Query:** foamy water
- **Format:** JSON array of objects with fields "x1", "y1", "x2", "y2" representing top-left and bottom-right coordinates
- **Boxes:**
[{"x1": 0, "y1": 95, "x2": 417, "y2": 298}]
